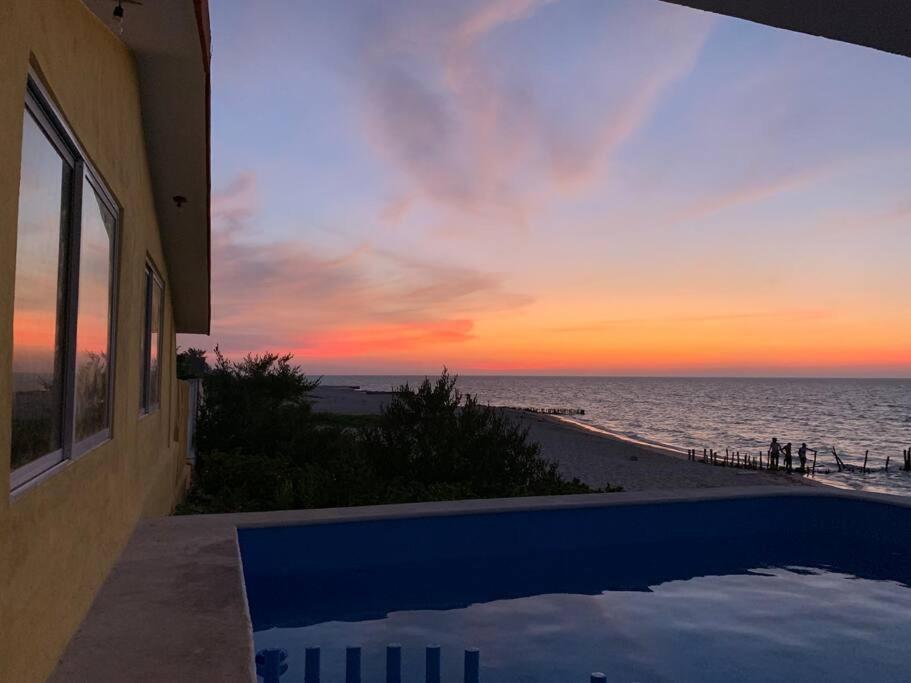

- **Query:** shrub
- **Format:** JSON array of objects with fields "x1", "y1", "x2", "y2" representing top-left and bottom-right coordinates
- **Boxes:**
[
  {"x1": 179, "y1": 360, "x2": 612, "y2": 514},
  {"x1": 362, "y1": 371, "x2": 593, "y2": 498},
  {"x1": 196, "y1": 349, "x2": 320, "y2": 458}
]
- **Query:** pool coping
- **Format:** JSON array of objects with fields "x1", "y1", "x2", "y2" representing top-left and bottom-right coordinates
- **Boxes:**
[{"x1": 50, "y1": 485, "x2": 911, "y2": 682}]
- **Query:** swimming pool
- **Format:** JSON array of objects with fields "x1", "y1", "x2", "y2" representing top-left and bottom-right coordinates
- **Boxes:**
[{"x1": 239, "y1": 494, "x2": 911, "y2": 682}]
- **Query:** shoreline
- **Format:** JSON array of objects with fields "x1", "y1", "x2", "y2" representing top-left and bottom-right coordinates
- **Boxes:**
[
  {"x1": 309, "y1": 386, "x2": 816, "y2": 492},
  {"x1": 501, "y1": 408, "x2": 816, "y2": 492}
]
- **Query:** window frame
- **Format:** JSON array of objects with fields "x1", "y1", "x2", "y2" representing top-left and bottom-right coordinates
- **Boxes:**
[
  {"x1": 140, "y1": 260, "x2": 165, "y2": 415},
  {"x1": 10, "y1": 74, "x2": 121, "y2": 493}
]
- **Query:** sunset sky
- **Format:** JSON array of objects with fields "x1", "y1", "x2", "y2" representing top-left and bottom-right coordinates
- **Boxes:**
[{"x1": 181, "y1": 0, "x2": 911, "y2": 377}]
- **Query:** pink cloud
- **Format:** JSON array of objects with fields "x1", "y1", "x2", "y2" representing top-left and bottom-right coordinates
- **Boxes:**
[
  {"x1": 357, "y1": 0, "x2": 717, "y2": 231},
  {"x1": 182, "y1": 173, "x2": 531, "y2": 358},
  {"x1": 292, "y1": 319, "x2": 475, "y2": 359}
]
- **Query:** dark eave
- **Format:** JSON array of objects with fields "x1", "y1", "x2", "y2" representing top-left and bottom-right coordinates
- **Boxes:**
[
  {"x1": 660, "y1": 0, "x2": 911, "y2": 58},
  {"x1": 83, "y1": 0, "x2": 212, "y2": 334}
]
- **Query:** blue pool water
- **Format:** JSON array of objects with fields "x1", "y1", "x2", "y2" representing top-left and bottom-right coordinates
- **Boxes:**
[{"x1": 240, "y1": 496, "x2": 911, "y2": 682}]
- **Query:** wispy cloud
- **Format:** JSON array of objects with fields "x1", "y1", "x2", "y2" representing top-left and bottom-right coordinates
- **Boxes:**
[
  {"x1": 553, "y1": 309, "x2": 832, "y2": 333},
  {"x1": 358, "y1": 0, "x2": 717, "y2": 230},
  {"x1": 189, "y1": 173, "x2": 531, "y2": 357}
]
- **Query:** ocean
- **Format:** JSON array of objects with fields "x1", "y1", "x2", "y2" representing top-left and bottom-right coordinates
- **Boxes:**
[{"x1": 321, "y1": 376, "x2": 911, "y2": 496}]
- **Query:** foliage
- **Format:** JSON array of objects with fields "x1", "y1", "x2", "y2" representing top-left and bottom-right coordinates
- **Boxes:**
[
  {"x1": 195, "y1": 348, "x2": 320, "y2": 458},
  {"x1": 74, "y1": 351, "x2": 108, "y2": 441},
  {"x1": 176, "y1": 347, "x2": 209, "y2": 379},
  {"x1": 179, "y1": 361, "x2": 615, "y2": 514},
  {"x1": 362, "y1": 372, "x2": 594, "y2": 499}
]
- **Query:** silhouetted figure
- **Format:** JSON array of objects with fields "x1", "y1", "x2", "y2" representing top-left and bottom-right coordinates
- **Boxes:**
[
  {"x1": 769, "y1": 437, "x2": 781, "y2": 469},
  {"x1": 797, "y1": 443, "x2": 816, "y2": 473},
  {"x1": 783, "y1": 442, "x2": 793, "y2": 473}
]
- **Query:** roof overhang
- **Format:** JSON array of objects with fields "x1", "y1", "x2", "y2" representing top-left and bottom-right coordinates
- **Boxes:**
[
  {"x1": 83, "y1": 0, "x2": 211, "y2": 334},
  {"x1": 660, "y1": 0, "x2": 911, "y2": 58}
]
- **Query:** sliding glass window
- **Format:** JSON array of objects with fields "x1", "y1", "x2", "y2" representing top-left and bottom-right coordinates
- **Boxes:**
[
  {"x1": 10, "y1": 78, "x2": 119, "y2": 490},
  {"x1": 140, "y1": 264, "x2": 164, "y2": 414},
  {"x1": 74, "y1": 178, "x2": 116, "y2": 449}
]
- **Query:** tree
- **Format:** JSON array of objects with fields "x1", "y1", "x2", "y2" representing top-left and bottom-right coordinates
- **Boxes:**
[{"x1": 176, "y1": 347, "x2": 209, "y2": 379}]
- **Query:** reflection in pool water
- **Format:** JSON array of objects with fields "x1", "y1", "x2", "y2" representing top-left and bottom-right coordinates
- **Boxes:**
[{"x1": 241, "y1": 498, "x2": 911, "y2": 682}]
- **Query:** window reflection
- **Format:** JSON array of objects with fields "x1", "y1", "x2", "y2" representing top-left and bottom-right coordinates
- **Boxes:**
[
  {"x1": 11, "y1": 112, "x2": 69, "y2": 470},
  {"x1": 74, "y1": 180, "x2": 114, "y2": 442},
  {"x1": 149, "y1": 274, "x2": 163, "y2": 408}
]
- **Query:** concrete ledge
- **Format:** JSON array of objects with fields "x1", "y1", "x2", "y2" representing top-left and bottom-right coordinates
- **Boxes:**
[{"x1": 50, "y1": 486, "x2": 910, "y2": 682}]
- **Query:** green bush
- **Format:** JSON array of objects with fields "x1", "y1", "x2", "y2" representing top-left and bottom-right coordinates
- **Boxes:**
[
  {"x1": 196, "y1": 349, "x2": 320, "y2": 458},
  {"x1": 363, "y1": 372, "x2": 593, "y2": 498},
  {"x1": 178, "y1": 361, "x2": 615, "y2": 514}
]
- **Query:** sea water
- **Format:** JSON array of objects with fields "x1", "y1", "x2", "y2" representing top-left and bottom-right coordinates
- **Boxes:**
[{"x1": 322, "y1": 376, "x2": 911, "y2": 496}]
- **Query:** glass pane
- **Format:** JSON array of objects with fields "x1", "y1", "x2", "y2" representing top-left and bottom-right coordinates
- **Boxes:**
[
  {"x1": 140, "y1": 269, "x2": 151, "y2": 410},
  {"x1": 11, "y1": 112, "x2": 69, "y2": 471},
  {"x1": 149, "y1": 277, "x2": 163, "y2": 407},
  {"x1": 74, "y1": 179, "x2": 114, "y2": 442}
]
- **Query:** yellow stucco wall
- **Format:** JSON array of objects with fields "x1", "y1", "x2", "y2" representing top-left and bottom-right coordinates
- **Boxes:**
[{"x1": 0, "y1": 2, "x2": 192, "y2": 681}]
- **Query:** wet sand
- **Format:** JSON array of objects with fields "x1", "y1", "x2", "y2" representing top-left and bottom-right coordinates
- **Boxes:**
[{"x1": 308, "y1": 386, "x2": 815, "y2": 492}]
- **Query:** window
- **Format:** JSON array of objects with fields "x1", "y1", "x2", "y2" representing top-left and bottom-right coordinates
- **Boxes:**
[
  {"x1": 140, "y1": 263, "x2": 164, "y2": 413},
  {"x1": 10, "y1": 77, "x2": 118, "y2": 491}
]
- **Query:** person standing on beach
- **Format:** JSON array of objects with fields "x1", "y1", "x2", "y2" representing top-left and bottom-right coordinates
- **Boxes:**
[
  {"x1": 769, "y1": 438, "x2": 781, "y2": 469},
  {"x1": 783, "y1": 442, "x2": 793, "y2": 473},
  {"x1": 798, "y1": 443, "x2": 813, "y2": 472}
]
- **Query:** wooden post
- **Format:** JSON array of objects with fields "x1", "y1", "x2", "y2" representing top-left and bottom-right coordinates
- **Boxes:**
[
  {"x1": 885, "y1": 456, "x2": 890, "y2": 472},
  {"x1": 257, "y1": 649, "x2": 289, "y2": 683},
  {"x1": 425, "y1": 646, "x2": 441, "y2": 683},
  {"x1": 464, "y1": 648, "x2": 480, "y2": 683},
  {"x1": 812, "y1": 449, "x2": 817, "y2": 475},
  {"x1": 305, "y1": 647, "x2": 321, "y2": 683},
  {"x1": 347, "y1": 648, "x2": 362, "y2": 683},
  {"x1": 387, "y1": 645, "x2": 402, "y2": 683},
  {"x1": 863, "y1": 450, "x2": 869, "y2": 474}
]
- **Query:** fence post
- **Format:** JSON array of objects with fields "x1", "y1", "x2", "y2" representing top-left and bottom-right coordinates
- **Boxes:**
[
  {"x1": 305, "y1": 647, "x2": 320, "y2": 683},
  {"x1": 256, "y1": 649, "x2": 288, "y2": 683},
  {"x1": 426, "y1": 645, "x2": 441, "y2": 683},
  {"x1": 346, "y1": 647, "x2": 361, "y2": 683},
  {"x1": 863, "y1": 450, "x2": 869, "y2": 474},
  {"x1": 464, "y1": 648, "x2": 480, "y2": 683},
  {"x1": 387, "y1": 645, "x2": 402, "y2": 683}
]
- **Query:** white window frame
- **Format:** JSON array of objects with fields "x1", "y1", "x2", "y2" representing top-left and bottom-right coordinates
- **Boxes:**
[{"x1": 10, "y1": 74, "x2": 120, "y2": 493}]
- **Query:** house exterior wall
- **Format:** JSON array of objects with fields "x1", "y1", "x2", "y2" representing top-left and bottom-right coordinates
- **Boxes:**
[{"x1": 0, "y1": 2, "x2": 192, "y2": 681}]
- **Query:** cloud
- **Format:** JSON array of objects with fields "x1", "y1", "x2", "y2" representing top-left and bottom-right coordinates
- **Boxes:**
[
  {"x1": 292, "y1": 319, "x2": 476, "y2": 358},
  {"x1": 357, "y1": 0, "x2": 717, "y2": 230},
  {"x1": 186, "y1": 173, "x2": 531, "y2": 357},
  {"x1": 552, "y1": 309, "x2": 832, "y2": 333}
]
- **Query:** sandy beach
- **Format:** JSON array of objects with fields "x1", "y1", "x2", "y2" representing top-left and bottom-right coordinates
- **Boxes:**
[{"x1": 308, "y1": 386, "x2": 813, "y2": 492}]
